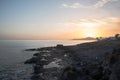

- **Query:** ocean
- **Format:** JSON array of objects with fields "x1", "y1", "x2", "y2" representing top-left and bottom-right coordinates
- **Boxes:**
[{"x1": 0, "y1": 40, "x2": 94, "y2": 80}]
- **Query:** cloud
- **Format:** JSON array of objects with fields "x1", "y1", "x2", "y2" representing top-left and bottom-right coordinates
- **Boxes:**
[
  {"x1": 63, "y1": 17, "x2": 120, "y2": 29},
  {"x1": 59, "y1": 17, "x2": 120, "y2": 38},
  {"x1": 61, "y1": 3, "x2": 86, "y2": 8},
  {"x1": 61, "y1": 0, "x2": 118, "y2": 9}
]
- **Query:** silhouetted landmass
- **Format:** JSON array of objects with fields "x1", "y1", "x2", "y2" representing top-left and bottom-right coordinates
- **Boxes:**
[
  {"x1": 72, "y1": 37, "x2": 96, "y2": 40},
  {"x1": 25, "y1": 36, "x2": 120, "y2": 80}
]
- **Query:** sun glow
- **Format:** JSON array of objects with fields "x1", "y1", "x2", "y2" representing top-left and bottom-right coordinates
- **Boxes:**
[
  {"x1": 85, "y1": 32, "x2": 96, "y2": 37},
  {"x1": 83, "y1": 28, "x2": 97, "y2": 37},
  {"x1": 79, "y1": 22, "x2": 99, "y2": 37},
  {"x1": 80, "y1": 22, "x2": 98, "y2": 27}
]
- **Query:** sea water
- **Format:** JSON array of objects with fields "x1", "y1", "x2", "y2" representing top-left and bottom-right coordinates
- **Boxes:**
[{"x1": 0, "y1": 40, "x2": 94, "y2": 80}]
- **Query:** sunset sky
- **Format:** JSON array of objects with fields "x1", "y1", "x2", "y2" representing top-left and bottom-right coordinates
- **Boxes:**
[{"x1": 0, "y1": 0, "x2": 120, "y2": 40}]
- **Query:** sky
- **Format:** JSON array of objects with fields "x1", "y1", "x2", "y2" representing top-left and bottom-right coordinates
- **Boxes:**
[{"x1": 0, "y1": 0, "x2": 120, "y2": 40}]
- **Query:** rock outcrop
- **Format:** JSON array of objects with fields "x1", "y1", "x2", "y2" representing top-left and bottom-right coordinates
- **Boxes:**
[{"x1": 25, "y1": 40, "x2": 120, "y2": 80}]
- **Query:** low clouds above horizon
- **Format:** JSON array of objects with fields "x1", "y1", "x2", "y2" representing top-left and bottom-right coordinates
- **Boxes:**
[
  {"x1": 61, "y1": 0, "x2": 118, "y2": 8},
  {"x1": 64, "y1": 17, "x2": 120, "y2": 28},
  {"x1": 61, "y1": 17, "x2": 120, "y2": 37}
]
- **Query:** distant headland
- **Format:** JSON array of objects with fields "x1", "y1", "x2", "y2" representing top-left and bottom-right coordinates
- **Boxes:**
[{"x1": 72, "y1": 37, "x2": 96, "y2": 40}]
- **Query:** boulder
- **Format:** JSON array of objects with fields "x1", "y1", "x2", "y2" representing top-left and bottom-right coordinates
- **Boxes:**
[
  {"x1": 56, "y1": 44, "x2": 64, "y2": 49},
  {"x1": 34, "y1": 65, "x2": 43, "y2": 74},
  {"x1": 60, "y1": 66, "x2": 79, "y2": 80},
  {"x1": 24, "y1": 57, "x2": 39, "y2": 64}
]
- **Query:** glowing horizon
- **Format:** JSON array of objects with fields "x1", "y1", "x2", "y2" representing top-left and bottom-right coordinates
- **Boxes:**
[{"x1": 0, "y1": 0, "x2": 120, "y2": 40}]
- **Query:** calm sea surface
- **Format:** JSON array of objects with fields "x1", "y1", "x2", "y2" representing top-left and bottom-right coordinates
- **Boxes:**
[{"x1": 0, "y1": 40, "x2": 94, "y2": 80}]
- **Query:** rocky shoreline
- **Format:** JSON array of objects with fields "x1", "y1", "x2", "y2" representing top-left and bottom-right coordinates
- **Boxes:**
[{"x1": 25, "y1": 40, "x2": 120, "y2": 80}]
